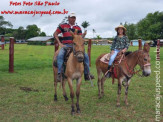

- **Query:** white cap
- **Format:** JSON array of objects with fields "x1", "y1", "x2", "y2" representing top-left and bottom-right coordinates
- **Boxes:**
[{"x1": 68, "y1": 13, "x2": 76, "y2": 17}]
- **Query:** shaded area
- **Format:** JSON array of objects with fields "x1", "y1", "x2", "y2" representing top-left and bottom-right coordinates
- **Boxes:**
[{"x1": 20, "y1": 87, "x2": 39, "y2": 92}]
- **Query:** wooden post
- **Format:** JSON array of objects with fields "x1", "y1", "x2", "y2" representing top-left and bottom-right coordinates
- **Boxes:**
[
  {"x1": 54, "y1": 40, "x2": 59, "y2": 52},
  {"x1": 156, "y1": 39, "x2": 160, "y2": 61},
  {"x1": 88, "y1": 39, "x2": 92, "y2": 67},
  {"x1": 1, "y1": 36, "x2": 4, "y2": 50},
  {"x1": 138, "y1": 39, "x2": 142, "y2": 50},
  {"x1": 9, "y1": 37, "x2": 14, "y2": 73}
]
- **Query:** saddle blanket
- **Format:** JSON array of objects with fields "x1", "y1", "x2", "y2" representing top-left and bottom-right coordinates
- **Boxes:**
[{"x1": 100, "y1": 53, "x2": 111, "y2": 64}]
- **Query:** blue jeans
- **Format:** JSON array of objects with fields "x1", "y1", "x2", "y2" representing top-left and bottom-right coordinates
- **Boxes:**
[
  {"x1": 57, "y1": 44, "x2": 90, "y2": 74},
  {"x1": 108, "y1": 49, "x2": 120, "y2": 66}
]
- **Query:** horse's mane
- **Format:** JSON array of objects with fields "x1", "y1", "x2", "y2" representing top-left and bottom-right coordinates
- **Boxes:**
[{"x1": 124, "y1": 51, "x2": 132, "y2": 56}]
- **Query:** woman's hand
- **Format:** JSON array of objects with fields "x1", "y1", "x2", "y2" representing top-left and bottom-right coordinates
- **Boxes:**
[
  {"x1": 110, "y1": 50, "x2": 115, "y2": 56},
  {"x1": 122, "y1": 48, "x2": 127, "y2": 53}
]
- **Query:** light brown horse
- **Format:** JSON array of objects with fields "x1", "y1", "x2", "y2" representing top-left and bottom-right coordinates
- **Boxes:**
[
  {"x1": 96, "y1": 43, "x2": 151, "y2": 106},
  {"x1": 53, "y1": 30, "x2": 85, "y2": 115}
]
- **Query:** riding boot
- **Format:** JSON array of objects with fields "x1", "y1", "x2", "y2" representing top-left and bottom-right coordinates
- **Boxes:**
[
  {"x1": 84, "y1": 73, "x2": 95, "y2": 81},
  {"x1": 105, "y1": 65, "x2": 112, "y2": 78}
]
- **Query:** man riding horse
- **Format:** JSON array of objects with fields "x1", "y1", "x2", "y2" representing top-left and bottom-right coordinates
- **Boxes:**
[{"x1": 54, "y1": 13, "x2": 94, "y2": 81}]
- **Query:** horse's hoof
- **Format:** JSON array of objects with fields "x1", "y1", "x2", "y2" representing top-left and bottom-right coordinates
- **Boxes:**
[
  {"x1": 65, "y1": 97, "x2": 68, "y2": 101},
  {"x1": 98, "y1": 96, "x2": 102, "y2": 99},
  {"x1": 101, "y1": 94, "x2": 104, "y2": 97},
  {"x1": 64, "y1": 96, "x2": 69, "y2": 101},
  {"x1": 76, "y1": 108, "x2": 81, "y2": 114},
  {"x1": 116, "y1": 103, "x2": 120, "y2": 107},
  {"x1": 125, "y1": 103, "x2": 129, "y2": 106},
  {"x1": 76, "y1": 110, "x2": 81, "y2": 114},
  {"x1": 71, "y1": 111, "x2": 75, "y2": 115},
  {"x1": 54, "y1": 95, "x2": 57, "y2": 101}
]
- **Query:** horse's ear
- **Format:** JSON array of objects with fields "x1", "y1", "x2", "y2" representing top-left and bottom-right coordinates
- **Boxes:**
[
  {"x1": 70, "y1": 31, "x2": 75, "y2": 37},
  {"x1": 143, "y1": 43, "x2": 150, "y2": 53},
  {"x1": 74, "y1": 29, "x2": 78, "y2": 35}
]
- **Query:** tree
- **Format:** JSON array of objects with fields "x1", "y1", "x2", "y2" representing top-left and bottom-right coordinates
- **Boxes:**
[
  {"x1": 92, "y1": 29, "x2": 96, "y2": 39},
  {"x1": 13, "y1": 26, "x2": 26, "y2": 40},
  {"x1": 61, "y1": 16, "x2": 68, "y2": 24},
  {"x1": 124, "y1": 22, "x2": 138, "y2": 40},
  {"x1": 25, "y1": 24, "x2": 41, "y2": 39},
  {"x1": 137, "y1": 11, "x2": 163, "y2": 40},
  {"x1": 81, "y1": 21, "x2": 90, "y2": 31},
  {"x1": 96, "y1": 35, "x2": 101, "y2": 45},
  {"x1": 0, "y1": 16, "x2": 13, "y2": 35},
  {"x1": 96, "y1": 35, "x2": 101, "y2": 40},
  {"x1": 40, "y1": 32, "x2": 46, "y2": 36}
]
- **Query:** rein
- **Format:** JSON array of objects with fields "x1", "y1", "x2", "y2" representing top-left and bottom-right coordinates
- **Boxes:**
[
  {"x1": 124, "y1": 58, "x2": 141, "y2": 75},
  {"x1": 124, "y1": 50, "x2": 151, "y2": 76}
]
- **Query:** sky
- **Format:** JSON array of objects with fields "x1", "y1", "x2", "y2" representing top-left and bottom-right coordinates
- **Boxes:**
[{"x1": 0, "y1": 0, "x2": 163, "y2": 38}]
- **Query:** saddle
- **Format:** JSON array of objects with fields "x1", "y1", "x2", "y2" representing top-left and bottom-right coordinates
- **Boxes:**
[
  {"x1": 100, "y1": 51, "x2": 124, "y2": 65},
  {"x1": 101, "y1": 51, "x2": 125, "y2": 83},
  {"x1": 53, "y1": 47, "x2": 73, "y2": 68}
]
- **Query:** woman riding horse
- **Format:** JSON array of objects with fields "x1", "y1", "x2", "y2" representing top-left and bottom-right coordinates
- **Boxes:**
[{"x1": 105, "y1": 25, "x2": 130, "y2": 78}]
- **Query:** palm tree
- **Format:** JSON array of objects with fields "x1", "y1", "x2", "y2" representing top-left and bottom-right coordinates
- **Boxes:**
[
  {"x1": 81, "y1": 21, "x2": 90, "y2": 31},
  {"x1": 92, "y1": 29, "x2": 96, "y2": 39},
  {"x1": 61, "y1": 16, "x2": 68, "y2": 24},
  {"x1": 96, "y1": 35, "x2": 101, "y2": 45}
]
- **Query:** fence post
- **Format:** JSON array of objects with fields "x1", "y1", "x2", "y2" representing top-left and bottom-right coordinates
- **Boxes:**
[
  {"x1": 88, "y1": 39, "x2": 92, "y2": 67},
  {"x1": 1, "y1": 36, "x2": 4, "y2": 50},
  {"x1": 9, "y1": 37, "x2": 14, "y2": 73},
  {"x1": 138, "y1": 39, "x2": 142, "y2": 50},
  {"x1": 156, "y1": 39, "x2": 160, "y2": 61}
]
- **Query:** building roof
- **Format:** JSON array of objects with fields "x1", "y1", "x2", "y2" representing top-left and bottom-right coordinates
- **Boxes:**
[{"x1": 27, "y1": 36, "x2": 53, "y2": 42}]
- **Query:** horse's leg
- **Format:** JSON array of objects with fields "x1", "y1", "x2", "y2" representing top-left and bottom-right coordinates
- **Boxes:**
[
  {"x1": 117, "y1": 79, "x2": 122, "y2": 107},
  {"x1": 67, "y1": 77, "x2": 75, "y2": 115},
  {"x1": 62, "y1": 80, "x2": 68, "y2": 101},
  {"x1": 54, "y1": 81, "x2": 58, "y2": 101},
  {"x1": 97, "y1": 68, "x2": 102, "y2": 99},
  {"x1": 76, "y1": 77, "x2": 82, "y2": 113},
  {"x1": 54, "y1": 72, "x2": 58, "y2": 101},
  {"x1": 101, "y1": 76, "x2": 106, "y2": 97},
  {"x1": 124, "y1": 80, "x2": 130, "y2": 106}
]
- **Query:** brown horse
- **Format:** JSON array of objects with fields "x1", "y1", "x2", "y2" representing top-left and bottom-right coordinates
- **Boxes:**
[
  {"x1": 96, "y1": 43, "x2": 151, "y2": 106},
  {"x1": 53, "y1": 30, "x2": 85, "y2": 115}
]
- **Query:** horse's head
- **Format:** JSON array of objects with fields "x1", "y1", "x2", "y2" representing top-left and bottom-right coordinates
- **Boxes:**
[
  {"x1": 70, "y1": 30, "x2": 85, "y2": 63},
  {"x1": 138, "y1": 43, "x2": 151, "y2": 76}
]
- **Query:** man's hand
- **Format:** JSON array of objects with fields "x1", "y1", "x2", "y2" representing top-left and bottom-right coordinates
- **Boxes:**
[
  {"x1": 82, "y1": 30, "x2": 87, "y2": 38},
  {"x1": 59, "y1": 43, "x2": 66, "y2": 48},
  {"x1": 83, "y1": 30, "x2": 87, "y2": 35}
]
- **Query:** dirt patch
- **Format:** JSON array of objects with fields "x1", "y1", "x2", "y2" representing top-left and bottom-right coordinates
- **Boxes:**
[{"x1": 20, "y1": 87, "x2": 39, "y2": 92}]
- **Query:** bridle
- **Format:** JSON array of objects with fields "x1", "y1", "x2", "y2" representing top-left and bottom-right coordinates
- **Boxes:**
[
  {"x1": 120, "y1": 50, "x2": 151, "y2": 76},
  {"x1": 136, "y1": 50, "x2": 151, "y2": 69},
  {"x1": 72, "y1": 42, "x2": 85, "y2": 57}
]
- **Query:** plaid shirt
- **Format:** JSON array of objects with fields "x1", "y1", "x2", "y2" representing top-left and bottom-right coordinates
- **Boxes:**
[{"x1": 111, "y1": 36, "x2": 130, "y2": 50}]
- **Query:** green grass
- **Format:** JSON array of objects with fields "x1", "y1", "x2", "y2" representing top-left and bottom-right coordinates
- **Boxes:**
[{"x1": 0, "y1": 44, "x2": 162, "y2": 122}]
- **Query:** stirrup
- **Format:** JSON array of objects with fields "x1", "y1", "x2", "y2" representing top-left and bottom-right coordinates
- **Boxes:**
[{"x1": 105, "y1": 70, "x2": 111, "y2": 78}]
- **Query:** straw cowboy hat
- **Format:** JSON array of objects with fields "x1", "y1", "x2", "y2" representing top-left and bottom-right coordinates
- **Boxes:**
[{"x1": 115, "y1": 25, "x2": 127, "y2": 32}]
